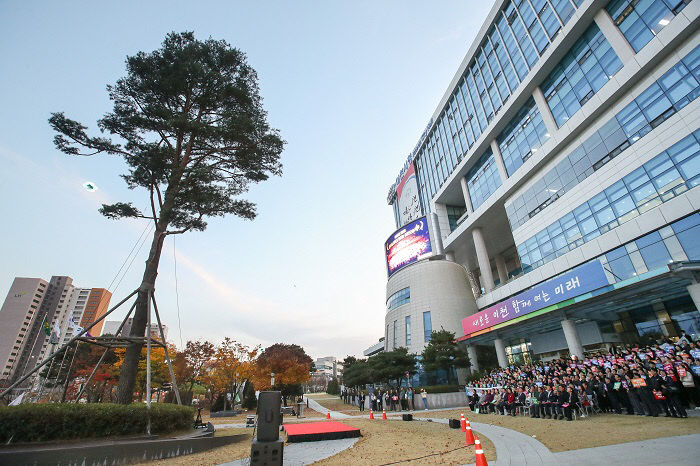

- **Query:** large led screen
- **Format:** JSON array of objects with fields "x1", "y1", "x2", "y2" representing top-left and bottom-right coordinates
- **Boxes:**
[
  {"x1": 396, "y1": 162, "x2": 422, "y2": 227},
  {"x1": 385, "y1": 217, "x2": 432, "y2": 277}
]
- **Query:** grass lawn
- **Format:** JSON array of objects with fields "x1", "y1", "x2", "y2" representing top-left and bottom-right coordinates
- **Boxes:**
[
  {"x1": 424, "y1": 409, "x2": 700, "y2": 452},
  {"x1": 315, "y1": 418, "x2": 495, "y2": 465}
]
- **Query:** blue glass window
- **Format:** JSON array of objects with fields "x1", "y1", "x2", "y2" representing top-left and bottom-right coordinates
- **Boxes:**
[
  {"x1": 506, "y1": 2, "x2": 539, "y2": 67},
  {"x1": 671, "y1": 213, "x2": 700, "y2": 260},
  {"x1": 636, "y1": 231, "x2": 672, "y2": 270},
  {"x1": 405, "y1": 316, "x2": 412, "y2": 347},
  {"x1": 606, "y1": 246, "x2": 637, "y2": 281},
  {"x1": 423, "y1": 311, "x2": 433, "y2": 342},
  {"x1": 550, "y1": 0, "x2": 575, "y2": 25},
  {"x1": 531, "y1": 0, "x2": 562, "y2": 40},
  {"x1": 496, "y1": 13, "x2": 530, "y2": 81},
  {"x1": 447, "y1": 205, "x2": 468, "y2": 231},
  {"x1": 541, "y1": 23, "x2": 622, "y2": 127},
  {"x1": 607, "y1": 0, "x2": 688, "y2": 53},
  {"x1": 515, "y1": 132, "x2": 700, "y2": 274},
  {"x1": 616, "y1": 46, "x2": 700, "y2": 144},
  {"x1": 497, "y1": 97, "x2": 550, "y2": 176},
  {"x1": 387, "y1": 287, "x2": 410, "y2": 311},
  {"x1": 466, "y1": 149, "x2": 503, "y2": 210},
  {"x1": 393, "y1": 320, "x2": 397, "y2": 349},
  {"x1": 489, "y1": 28, "x2": 520, "y2": 93}
]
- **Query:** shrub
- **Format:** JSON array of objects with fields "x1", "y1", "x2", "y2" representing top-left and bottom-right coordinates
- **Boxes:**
[
  {"x1": 0, "y1": 403, "x2": 193, "y2": 443},
  {"x1": 326, "y1": 378, "x2": 340, "y2": 395}
]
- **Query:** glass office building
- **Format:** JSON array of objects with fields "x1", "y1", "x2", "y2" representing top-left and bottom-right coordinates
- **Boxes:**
[{"x1": 384, "y1": 0, "x2": 700, "y2": 373}]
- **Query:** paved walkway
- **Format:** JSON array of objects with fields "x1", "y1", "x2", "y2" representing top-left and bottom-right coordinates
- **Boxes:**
[
  {"x1": 550, "y1": 433, "x2": 700, "y2": 466},
  {"x1": 408, "y1": 416, "x2": 556, "y2": 466},
  {"x1": 303, "y1": 395, "x2": 351, "y2": 419},
  {"x1": 221, "y1": 437, "x2": 359, "y2": 466}
]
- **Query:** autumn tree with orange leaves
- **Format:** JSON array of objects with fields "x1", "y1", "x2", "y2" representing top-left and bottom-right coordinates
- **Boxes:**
[
  {"x1": 201, "y1": 338, "x2": 259, "y2": 411},
  {"x1": 253, "y1": 343, "x2": 312, "y2": 406}
]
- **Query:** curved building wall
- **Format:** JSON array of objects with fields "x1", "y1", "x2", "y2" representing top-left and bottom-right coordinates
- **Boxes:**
[{"x1": 385, "y1": 259, "x2": 476, "y2": 355}]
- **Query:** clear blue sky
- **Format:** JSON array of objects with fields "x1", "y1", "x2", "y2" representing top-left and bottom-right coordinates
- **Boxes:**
[{"x1": 0, "y1": 1, "x2": 493, "y2": 359}]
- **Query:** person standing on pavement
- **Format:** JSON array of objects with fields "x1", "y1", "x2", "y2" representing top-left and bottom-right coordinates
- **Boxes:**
[{"x1": 421, "y1": 388, "x2": 429, "y2": 410}]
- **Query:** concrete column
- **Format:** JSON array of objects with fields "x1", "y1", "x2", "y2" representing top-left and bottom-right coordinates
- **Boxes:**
[
  {"x1": 594, "y1": 9, "x2": 636, "y2": 64},
  {"x1": 460, "y1": 176, "x2": 474, "y2": 214},
  {"x1": 532, "y1": 86, "x2": 558, "y2": 134},
  {"x1": 495, "y1": 254, "x2": 508, "y2": 285},
  {"x1": 494, "y1": 338, "x2": 508, "y2": 368},
  {"x1": 652, "y1": 301, "x2": 677, "y2": 337},
  {"x1": 467, "y1": 345, "x2": 479, "y2": 372},
  {"x1": 445, "y1": 251, "x2": 456, "y2": 261},
  {"x1": 687, "y1": 282, "x2": 700, "y2": 311},
  {"x1": 472, "y1": 227, "x2": 495, "y2": 293},
  {"x1": 463, "y1": 256, "x2": 481, "y2": 298},
  {"x1": 430, "y1": 212, "x2": 445, "y2": 256},
  {"x1": 561, "y1": 319, "x2": 585, "y2": 360},
  {"x1": 490, "y1": 140, "x2": 509, "y2": 183}
]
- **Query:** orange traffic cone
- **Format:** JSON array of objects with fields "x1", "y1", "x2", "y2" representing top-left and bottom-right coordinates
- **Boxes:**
[
  {"x1": 461, "y1": 413, "x2": 466, "y2": 432},
  {"x1": 327, "y1": 410, "x2": 331, "y2": 419},
  {"x1": 369, "y1": 409, "x2": 374, "y2": 420},
  {"x1": 382, "y1": 409, "x2": 387, "y2": 420},
  {"x1": 474, "y1": 433, "x2": 488, "y2": 466},
  {"x1": 465, "y1": 418, "x2": 475, "y2": 445}
]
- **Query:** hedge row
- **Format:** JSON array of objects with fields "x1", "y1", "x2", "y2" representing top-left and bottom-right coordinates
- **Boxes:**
[{"x1": 0, "y1": 403, "x2": 194, "y2": 443}]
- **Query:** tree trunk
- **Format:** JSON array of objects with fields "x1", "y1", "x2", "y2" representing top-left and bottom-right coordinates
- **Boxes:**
[{"x1": 115, "y1": 229, "x2": 166, "y2": 404}]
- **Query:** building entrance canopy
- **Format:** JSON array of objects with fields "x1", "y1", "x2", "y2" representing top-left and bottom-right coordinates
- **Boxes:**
[{"x1": 458, "y1": 262, "x2": 698, "y2": 346}]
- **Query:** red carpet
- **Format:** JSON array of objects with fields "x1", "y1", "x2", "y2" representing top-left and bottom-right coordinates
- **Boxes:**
[{"x1": 284, "y1": 421, "x2": 361, "y2": 443}]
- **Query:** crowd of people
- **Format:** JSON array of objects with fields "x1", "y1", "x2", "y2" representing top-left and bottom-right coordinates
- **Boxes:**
[
  {"x1": 341, "y1": 387, "x2": 428, "y2": 411},
  {"x1": 466, "y1": 332, "x2": 699, "y2": 421}
]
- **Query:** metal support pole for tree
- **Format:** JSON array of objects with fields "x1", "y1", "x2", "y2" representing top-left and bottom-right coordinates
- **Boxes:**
[
  {"x1": 36, "y1": 343, "x2": 57, "y2": 402},
  {"x1": 50, "y1": 343, "x2": 71, "y2": 402},
  {"x1": 73, "y1": 300, "x2": 138, "y2": 403},
  {"x1": 0, "y1": 289, "x2": 139, "y2": 399},
  {"x1": 146, "y1": 288, "x2": 152, "y2": 436},
  {"x1": 151, "y1": 293, "x2": 182, "y2": 405},
  {"x1": 60, "y1": 341, "x2": 80, "y2": 403}
]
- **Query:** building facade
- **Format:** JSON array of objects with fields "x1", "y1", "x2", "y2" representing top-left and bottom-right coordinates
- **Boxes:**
[
  {"x1": 314, "y1": 356, "x2": 343, "y2": 379},
  {"x1": 0, "y1": 276, "x2": 112, "y2": 389},
  {"x1": 385, "y1": 0, "x2": 700, "y2": 369},
  {"x1": 0, "y1": 278, "x2": 48, "y2": 383},
  {"x1": 101, "y1": 318, "x2": 168, "y2": 342}
]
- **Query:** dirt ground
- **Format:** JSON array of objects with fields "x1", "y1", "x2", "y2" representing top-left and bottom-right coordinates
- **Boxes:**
[
  {"x1": 425, "y1": 409, "x2": 700, "y2": 452},
  {"x1": 148, "y1": 418, "x2": 495, "y2": 465},
  {"x1": 315, "y1": 418, "x2": 495, "y2": 465}
]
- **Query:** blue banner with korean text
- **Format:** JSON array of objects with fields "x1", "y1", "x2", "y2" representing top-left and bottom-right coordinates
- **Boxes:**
[{"x1": 462, "y1": 260, "x2": 609, "y2": 336}]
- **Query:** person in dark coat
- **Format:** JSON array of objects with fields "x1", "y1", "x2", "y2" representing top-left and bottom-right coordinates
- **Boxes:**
[
  {"x1": 659, "y1": 370, "x2": 687, "y2": 418},
  {"x1": 605, "y1": 377, "x2": 622, "y2": 414},
  {"x1": 563, "y1": 385, "x2": 578, "y2": 421},
  {"x1": 548, "y1": 386, "x2": 560, "y2": 419}
]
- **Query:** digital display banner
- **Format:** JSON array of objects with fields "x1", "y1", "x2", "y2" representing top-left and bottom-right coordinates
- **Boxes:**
[
  {"x1": 385, "y1": 216, "x2": 432, "y2": 277},
  {"x1": 396, "y1": 162, "x2": 422, "y2": 227},
  {"x1": 462, "y1": 260, "x2": 609, "y2": 337}
]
